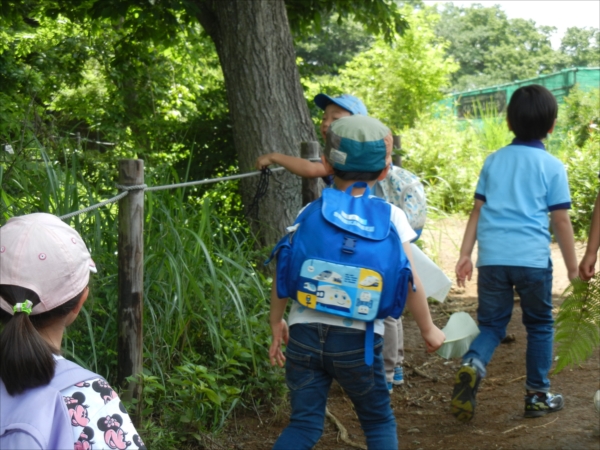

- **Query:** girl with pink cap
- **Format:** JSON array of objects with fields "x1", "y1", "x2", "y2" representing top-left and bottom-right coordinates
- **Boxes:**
[{"x1": 0, "y1": 213, "x2": 144, "y2": 450}]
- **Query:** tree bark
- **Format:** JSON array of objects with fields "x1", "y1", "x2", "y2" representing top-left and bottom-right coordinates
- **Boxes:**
[{"x1": 194, "y1": 0, "x2": 317, "y2": 247}]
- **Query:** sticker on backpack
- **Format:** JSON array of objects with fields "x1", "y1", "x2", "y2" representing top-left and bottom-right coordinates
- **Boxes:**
[{"x1": 296, "y1": 259, "x2": 383, "y2": 321}]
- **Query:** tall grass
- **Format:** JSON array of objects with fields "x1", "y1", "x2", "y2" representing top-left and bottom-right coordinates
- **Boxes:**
[{"x1": 1, "y1": 136, "x2": 281, "y2": 448}]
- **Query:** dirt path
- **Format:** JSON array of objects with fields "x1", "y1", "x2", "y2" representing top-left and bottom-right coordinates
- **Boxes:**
[{"x1": 224, "y1": 217, "x2": 599, "y2": 450}]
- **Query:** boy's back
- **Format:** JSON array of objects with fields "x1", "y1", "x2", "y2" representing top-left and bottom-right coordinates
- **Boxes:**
[{"x1": 475, "y1": 140, "x2": 571, "y2": 268}]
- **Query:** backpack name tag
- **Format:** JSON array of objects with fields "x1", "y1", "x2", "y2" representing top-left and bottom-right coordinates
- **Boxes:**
[{"x1": 296, "y1": 259, "x2": 382, "y2": 321}]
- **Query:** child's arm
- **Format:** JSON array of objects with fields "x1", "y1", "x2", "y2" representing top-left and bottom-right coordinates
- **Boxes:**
[
  {"x1": 256, "y1": 153, "x2": 331, "y2": 178},
  {"x1": 550, "y1": 209, "x2": 578, "y2": 281},
  {"x1": 579, "y1": 190, "x2": 600, "y2": 280},
  {"x1": 269, "y1": 274, "x2": 289, "y2": 367},
  {"x1": 403, "y1": 242, "x2": 445, "y2": 352},
  {"x1": 455, "y1": 199, "x2": 484, "y2": 287}
]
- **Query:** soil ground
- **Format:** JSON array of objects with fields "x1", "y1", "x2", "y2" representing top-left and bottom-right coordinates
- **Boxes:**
[{"x1": 223, "y1": 217, "x2": 600, "y2": 450}]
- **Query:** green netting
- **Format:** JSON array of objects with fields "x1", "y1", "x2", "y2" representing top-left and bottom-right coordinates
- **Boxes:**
[{"x1": 445, "y1": 68, "x2": 600, "y2": 118}]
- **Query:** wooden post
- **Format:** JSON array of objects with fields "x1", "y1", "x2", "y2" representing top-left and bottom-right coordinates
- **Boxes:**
[
  {"x1": 117, "y1": 159, "x2": 144, "y2": 426},
  {"x1": 392, "y1": 135, "x2": 402, "y2": 167},
  {"x1": 301, "y1": 141, "x2": 321, "y2": 205}
]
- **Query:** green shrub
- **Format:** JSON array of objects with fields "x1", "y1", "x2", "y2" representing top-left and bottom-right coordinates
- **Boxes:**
[
  {"x1": 562, "y1": 130, "x2": 600, "y2": 240},
  {"x1": 401, "y1": 105, "x2": 507, "y2": 214}
]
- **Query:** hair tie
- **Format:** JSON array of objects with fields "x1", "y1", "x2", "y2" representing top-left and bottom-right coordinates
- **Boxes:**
[{"x1": 13, "y1": 300, "x2": 33, "y2": 315}]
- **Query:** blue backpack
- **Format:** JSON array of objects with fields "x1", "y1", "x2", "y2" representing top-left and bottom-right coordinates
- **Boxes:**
[{"x1": 267, "y1": 182, "x2": 414, "y2": 365}]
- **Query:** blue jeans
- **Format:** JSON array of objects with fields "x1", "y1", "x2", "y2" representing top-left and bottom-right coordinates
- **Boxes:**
[
  {"x1": 463, "y1": 263, "x2": 554, "y2": 392},
  {"x1": 273, "y1": 324, "x2": 397, "y2": 450}
]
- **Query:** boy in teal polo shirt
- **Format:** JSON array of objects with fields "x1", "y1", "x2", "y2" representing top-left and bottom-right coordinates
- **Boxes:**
[{"x1": 452, "y1": 84, "x2": 578, "y2": 422}]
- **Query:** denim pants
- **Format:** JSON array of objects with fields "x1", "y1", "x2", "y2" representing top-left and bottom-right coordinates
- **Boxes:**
[
  {"x1": 463, "y1": 263, "x2": 554, "y2": 392},
  {"x1": 273, "y1": 323, "x2": 397, "y2": 450}
]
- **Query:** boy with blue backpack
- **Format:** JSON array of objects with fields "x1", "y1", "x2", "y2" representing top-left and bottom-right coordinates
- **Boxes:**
[
  {"x1": 268, "y1": 115, "x2": 445, "y2": 449},
  {"x1": 258, "y1": 93, "x2": 448, "y2": 393}
]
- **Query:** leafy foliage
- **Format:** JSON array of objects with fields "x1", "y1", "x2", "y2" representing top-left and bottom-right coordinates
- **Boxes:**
[
  {"x1": 434, "y1": 4, "x2": 558, "y2": 91},
  {"x1": 294, "y1": 16, "x2": 374, "y2": 77},
  {"x1": 562, "y1": 132, "x2": 600, "y2": 240},
  {"x1": 401, "y1": 104, "x2": 509, "y2": 214},
  {"x1": 554, "y1": 275, "x2": 600, "y2": 374},
  {"x1": 303, "y1": 6, "x2": 457, "y2": 132},
  {"x1": 433, "y1": 3, "x2": 599, "y2": 92},
  {"x1": 286, "y1": 0, "x2": 409, "y2": 42},
  {"x1": 558, "y1": 27, "x2": 600, "y2": 69}
]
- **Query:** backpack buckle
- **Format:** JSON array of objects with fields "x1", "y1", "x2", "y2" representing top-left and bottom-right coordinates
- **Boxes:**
[{"x1": 342, "y1": 236, "x2": 356, "y2": 254}]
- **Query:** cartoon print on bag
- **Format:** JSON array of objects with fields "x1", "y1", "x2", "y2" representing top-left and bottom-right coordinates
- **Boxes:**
[
  {"x1": 75, "y1": 381, "x2": 91, "y2": 388},
  {"x1": 74, "y1": 426, "x2": 95, "y2": 450},
  {"x1": 92, "y1": 379, "x2": 118, "y2": 404},
  {"x1": 64, "y1": 392, "x2": 90, "y2": 426},
  {"x1": 133, "y1": 434, "x2": 147, "y2": 450},
  {"x1": 97, "y1": 414, "x2": 131, "y2": 449}
]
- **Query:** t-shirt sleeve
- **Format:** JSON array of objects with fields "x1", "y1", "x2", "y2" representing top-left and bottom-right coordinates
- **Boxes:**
[
  {"x1": 547, "y1": 162, "x2": 571, "y2": 211},
  {"x1": 61, "y1": 378, "x2": 145, "y2": 449},
  {"x1": 474, "y1": 158, "x2": 489, "y2": 202},
  {"x1": 390, "y1": 205, "x2": 417, "y2": 243}
]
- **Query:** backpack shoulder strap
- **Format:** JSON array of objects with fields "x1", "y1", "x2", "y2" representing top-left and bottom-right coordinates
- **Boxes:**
[{"x1": 50, "y1": 358, "x2": 100, "y2": 392}]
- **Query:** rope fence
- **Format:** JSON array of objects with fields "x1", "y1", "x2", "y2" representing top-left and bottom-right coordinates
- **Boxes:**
[{"x1": 58, "y1": 165, "x2": 293, "y2": 221}]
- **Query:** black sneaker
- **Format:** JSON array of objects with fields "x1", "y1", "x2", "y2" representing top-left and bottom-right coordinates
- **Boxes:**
[
  {"x1": 524, "y1": 392, "x2": 564, "y2": 418},
  {"x1": 451, "y1": 364, "x2": 482, "y2": 422}
]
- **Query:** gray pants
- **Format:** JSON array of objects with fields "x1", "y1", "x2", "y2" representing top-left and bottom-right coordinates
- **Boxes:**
[{"x1": 383, "y1": 316, "x2": 404, "y2": 382}]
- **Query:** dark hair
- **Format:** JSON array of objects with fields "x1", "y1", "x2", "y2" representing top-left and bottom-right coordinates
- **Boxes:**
[
  {"x1": 333, "y1": 168, "x2": 383, "y2": 181},
  {"x1": 0, "y1": 285, "x2": 84, "y2": 396},
  {"x1": 507, "y1": 84, "x2": 558, "y2": 140}
]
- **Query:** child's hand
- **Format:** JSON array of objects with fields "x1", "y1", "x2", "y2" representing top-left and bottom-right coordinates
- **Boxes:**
[
  {"x1": 256, "y1": 153, "x2": 275, "y2": 170},
  {"x1": 579, "y1": 252, "x2": 598, "y2": 281},
  {"x1": 269, "y1": 319, "x2": 289, "y2": 367},
  {"x1": 455, "y1": 255, "x2": 473, "y2": 288},
  {"x1": 421, "y1": 325, "x2": 445, "y2": 353}
]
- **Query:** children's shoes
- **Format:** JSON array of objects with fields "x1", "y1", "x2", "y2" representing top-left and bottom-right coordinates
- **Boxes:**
[
  {"x1": 451, "y1": 363, "x2": 482, "y2": 422},
  {"x1": 524, "y1": 392, "x2": 564, "y2": 418}
]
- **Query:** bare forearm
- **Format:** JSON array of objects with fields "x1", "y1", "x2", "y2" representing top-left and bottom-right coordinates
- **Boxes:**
[
  {"x1": 269, "y1": 278, "x2": 288, "y2": 326},
  {"x1": 405, "y1": 271, "x2": 435, "y2": 332},
  {"x1": 403, "y1": 243, "x2": 435, "y2": 332},
  {"x1": 459, "y1": 200, "x2": 483, "y2": 258},
  {"x1": 263, "y1": 153, "x2": 328, "y2": 178},
  {"x1": 551, "y1": 209, "x2": 578, "y2": 279},
  {"x1": 584, "y1": 192, "x2": 600, "y2": 257}
]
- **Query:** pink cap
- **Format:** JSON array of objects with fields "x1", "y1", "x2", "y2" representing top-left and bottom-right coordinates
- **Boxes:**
[{"x1": 0, "y1": 213, "x2": 96, "y2": 315}]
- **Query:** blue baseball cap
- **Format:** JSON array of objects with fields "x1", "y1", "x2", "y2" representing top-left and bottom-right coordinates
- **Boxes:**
[
  {"x1": 324, "y1": 116, "x2": 391, "y2": 172},
  {"x1": 314, "y1": 94, "x2": 368, "y2": 116}
]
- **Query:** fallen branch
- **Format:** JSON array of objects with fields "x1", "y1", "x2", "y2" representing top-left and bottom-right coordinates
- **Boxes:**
[
  {"x1": 532, "y1": 416, "x2": 558, "y2": 429},
  {"x1": 506, "y1": 375, "x2": 526, "y2": 384},
  {"x1": 413, "y1": 367, "x2": 439, "y2": 382},
  {"x1": 325, "y1": 407, "x2": 367, "y2": 450},
  {"x1": 502, "y1": 424, "x2": 527, "y2": 434}
]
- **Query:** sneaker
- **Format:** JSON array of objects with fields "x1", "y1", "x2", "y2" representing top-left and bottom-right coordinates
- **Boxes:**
[
  {"x1": 451, "y1": 363, "x2": 482, "y2": 423},
  {"x1": 393, "y1": 366, "x2": 404, "y2": 385},
  {"x1": 524, "y1": 392, "x2": 564, "y2": 418},
  {"x1": 387, "y1": 381, "x2": 393, "y2": 394}
]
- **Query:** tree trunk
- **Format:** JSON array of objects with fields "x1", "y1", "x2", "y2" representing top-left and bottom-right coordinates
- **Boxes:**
[{"x1": 194, "y1": 0, "x2": 317, "y2": 247}]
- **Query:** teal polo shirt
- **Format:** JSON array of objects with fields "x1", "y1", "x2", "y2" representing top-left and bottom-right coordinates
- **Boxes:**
[{"x1": 475, "y1": 138, "x2": 571, "y2": 269}]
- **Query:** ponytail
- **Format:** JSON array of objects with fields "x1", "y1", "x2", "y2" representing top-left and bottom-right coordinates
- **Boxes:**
[{"x1": 0, "y1": 285, "x2": 83, "y2": 396}]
